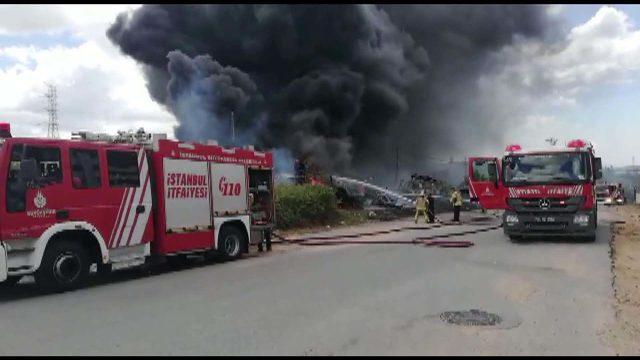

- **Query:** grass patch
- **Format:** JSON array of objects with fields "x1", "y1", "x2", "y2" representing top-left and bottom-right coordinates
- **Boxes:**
[
  {"x1": 275, "y1": 184, "x2": 339, "y2": 230},
  {"x1": 274, "y1": 184, "x2": 373, "y2": 231},
  {"x1": 334, "y1": 208, "x2": 370, "y2": 226}
]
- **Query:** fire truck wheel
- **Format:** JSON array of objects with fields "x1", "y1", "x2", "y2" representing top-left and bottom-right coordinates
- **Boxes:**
[
  {"x1": 35, "y1": 240, "x2": 90, "y2": 292},
  {"x1": 219, "y1": 226, "x2": 245, "y2": 260}
]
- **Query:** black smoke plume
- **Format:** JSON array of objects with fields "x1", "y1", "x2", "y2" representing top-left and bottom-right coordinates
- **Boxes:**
[
  {"x1": 107, "y1": 4, "x2": 558, "y2": 181},
  {"x1": 166, "y1": 50, "x2": 259, "y2": 143}
]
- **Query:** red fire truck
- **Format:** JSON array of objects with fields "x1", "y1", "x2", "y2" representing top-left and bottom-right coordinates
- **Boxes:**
[
  {"x1": 467, "y1": 139, "x2": 602, "y2": 241},
  {"x1": 0, "y1": 125, "x2": 275, "y2": 291}
]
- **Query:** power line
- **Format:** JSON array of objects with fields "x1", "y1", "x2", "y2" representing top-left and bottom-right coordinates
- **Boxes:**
[
  {"x1": 392, "y1": 140, "x2": 401, "y2": 187},
  {"x1": 44, "y1": 82, "x2": 59, "y2": 139},
  {"x1": 231, "y1": 111, "x2": 235, "y2": 143}
]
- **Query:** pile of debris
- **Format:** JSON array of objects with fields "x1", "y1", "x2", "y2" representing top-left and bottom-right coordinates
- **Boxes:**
[{"x1": 289, "y1": 157, "x2": 480, "y2": 218}]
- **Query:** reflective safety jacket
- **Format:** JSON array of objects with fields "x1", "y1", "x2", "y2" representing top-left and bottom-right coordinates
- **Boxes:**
[
  {"x1": 416, "y1": 196, "x2": 428, "y2": 210},
  {"x1": 450, "y1": 191, "x2": 463, "y2": 207}
]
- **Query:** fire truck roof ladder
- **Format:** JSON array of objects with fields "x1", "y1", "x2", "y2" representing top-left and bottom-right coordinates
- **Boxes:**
[{"x1": 71, "y1": 128, "x2": 167, "y2": 147}]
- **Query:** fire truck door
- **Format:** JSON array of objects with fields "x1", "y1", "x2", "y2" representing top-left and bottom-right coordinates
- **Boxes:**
[
  {"x1": 106, "y1": 149, "x2": 153, "y2": 248},
  {"x1": 468, "y1": 157, "x2": 507, "y2": 210},
  {"x1": 2, "y1": 144, "x2": 67, "y2": 239}
]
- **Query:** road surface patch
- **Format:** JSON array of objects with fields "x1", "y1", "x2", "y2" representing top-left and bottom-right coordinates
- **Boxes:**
[{"x1": 440, "y1": 309, "x2": 502, "y2": 326}]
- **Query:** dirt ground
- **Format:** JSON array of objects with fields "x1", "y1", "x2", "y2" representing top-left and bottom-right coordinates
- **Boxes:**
[
  {"x1": 604, "y1": 204, "x2": 640, "y2": 355},
  {"x1": 275, "y1": 208, "x2": 393, "y2": 238}
]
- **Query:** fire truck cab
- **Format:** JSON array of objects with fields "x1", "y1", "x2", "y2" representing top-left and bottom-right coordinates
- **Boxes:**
[
  {"x1": 598, "y1": 183, "x2": 625, "y2": 206},
  {"x1": 0, "y1": 125, "x2": 275, "y2": 291},
  {"x1": 467, "y1": 139, "x2": 602, "y2": 241}
]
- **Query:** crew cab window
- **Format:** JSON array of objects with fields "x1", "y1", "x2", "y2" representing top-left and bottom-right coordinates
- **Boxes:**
[
  {"x1": 471, "y1": 159, "x2": 492, "y2": 181},
  {"x1": 70, "y1": 149, "x2": 101, "y2": 189},
  {"x1": 107, "y1": 150, "x2": 139, "y2": 187},
  {"x1": 8, "y1": 144, "x2": 63, "y2": 182},
  {"x1": 6, "y1": 144, "x2": 62, "y2": 212}
]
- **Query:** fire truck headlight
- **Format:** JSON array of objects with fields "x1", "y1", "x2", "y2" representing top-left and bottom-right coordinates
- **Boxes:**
[
  {"x1": 573, "y1": 214, "x2": 590, "y2": 226},
  {"x1": 505, "y1": 215, "x2": 519, "y2": 225}
]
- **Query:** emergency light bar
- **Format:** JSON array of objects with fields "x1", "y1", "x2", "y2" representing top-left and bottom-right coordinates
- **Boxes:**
[
  {"x1": 0, "y1": 122, "x2": 11, "y2": 138},
  {"x1": 505, "y1": 144, "x2": 522, "y2": 152},
  {"x1": 567, "y1": 139, "x2": 591, "y2": 149},
  {"x1": 504, "y1": 139, "x2": 593, "y2": 154}
]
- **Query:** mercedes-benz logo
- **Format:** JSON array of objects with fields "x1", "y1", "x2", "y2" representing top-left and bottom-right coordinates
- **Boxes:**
[{"x1": 539, "y1": 198, "x2": 551, "y2": 209}]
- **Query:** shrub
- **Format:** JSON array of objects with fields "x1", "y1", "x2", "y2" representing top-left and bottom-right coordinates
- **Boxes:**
[{"x1": 275, "y1": 184, "x2": 338, "y2": 229}]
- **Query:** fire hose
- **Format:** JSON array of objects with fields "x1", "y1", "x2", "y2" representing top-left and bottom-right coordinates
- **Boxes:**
[{"x1": 271, "y1": 214, "x2": 503, "y2": 248}]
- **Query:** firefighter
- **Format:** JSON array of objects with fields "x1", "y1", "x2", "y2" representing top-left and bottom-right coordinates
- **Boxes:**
[
  {"x1": 414, "y1": 191, "x2": 429, "y2": 224},
  {"x1": 427, "y1": 192, "x2": 435, "y2": 223},
  {"x1": 450, "y1": 186, "x2": 463, "y2": 222}
]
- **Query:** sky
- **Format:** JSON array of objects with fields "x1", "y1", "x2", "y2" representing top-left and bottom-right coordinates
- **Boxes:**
[{"x1": 0, "y1": 4, "x2": 639, "y2": 167}]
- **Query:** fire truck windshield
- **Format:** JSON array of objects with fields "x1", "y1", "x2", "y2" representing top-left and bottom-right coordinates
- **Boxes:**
[
  {"x1": 596, "y1": 184, "x2": 610, "y2": 196},
  {"x1": 503, "y1": 152, "x2": 589, "y2": 185}
]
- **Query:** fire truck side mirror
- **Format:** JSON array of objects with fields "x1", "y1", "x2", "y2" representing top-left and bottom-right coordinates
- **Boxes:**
[
  {"x1": 594, "y1": 157, "x2": 603, "y2": 180},
  {"x1": 19, "y1": 158, "x2": 41, "y2": 186}
]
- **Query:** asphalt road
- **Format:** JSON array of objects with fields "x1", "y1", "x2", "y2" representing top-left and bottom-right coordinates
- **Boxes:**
[{"x1": 0, "y1": 207, "x2": 617, "y2": 355}]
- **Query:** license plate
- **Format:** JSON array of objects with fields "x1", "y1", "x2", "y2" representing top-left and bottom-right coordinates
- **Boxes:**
[{"x1": 534, "y1": 216, "x2": 555, "y2": 223}]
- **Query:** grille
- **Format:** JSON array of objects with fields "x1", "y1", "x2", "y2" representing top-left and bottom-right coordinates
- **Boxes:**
[{"x1": 509, "y1": 196, "x2": 583, "y2": 213}]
